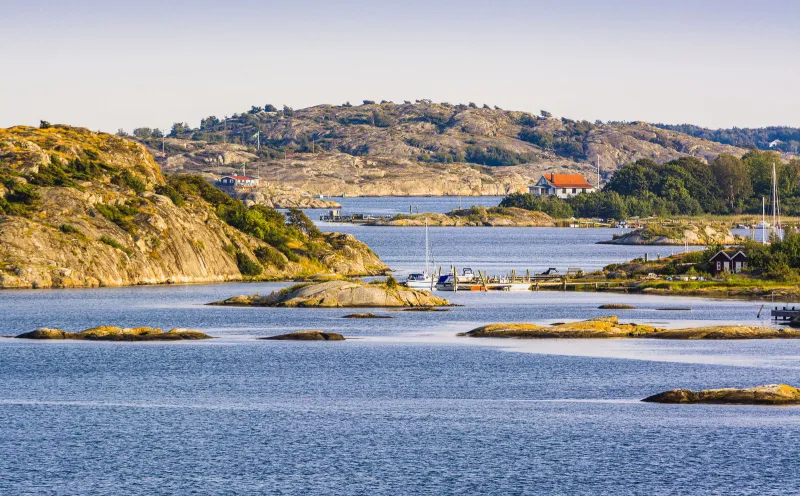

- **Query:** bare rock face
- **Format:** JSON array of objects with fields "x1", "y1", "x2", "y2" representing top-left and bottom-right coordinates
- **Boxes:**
[
  {"x1": 261, "y1": 330, "x2": 345, "y2": 341},
  {"x1": 213, "y1": 280, "x2": 451, "y2": 308},
  {"x1": 643, "y1": 384, "x2": 800, "y2": 405},
  {"x1": 236, "y1": 187, "x2": 341, "y2": 209},
  {"x1": 16, "y1": 326, "x2": 212, "y2": 340},
  {"x1": 0, "y1": 125, "x2": 387, "y2": 289}
]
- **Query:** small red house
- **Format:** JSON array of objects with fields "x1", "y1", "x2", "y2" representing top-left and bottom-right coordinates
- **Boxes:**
[{"x1": 709, "y1": 250, "x2": 747, "y2": 275}]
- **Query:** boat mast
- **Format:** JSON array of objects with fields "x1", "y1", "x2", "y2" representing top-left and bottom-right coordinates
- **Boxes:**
[
  {"x1": 762, "y1": 196, "x2": 766, "y2": 245},
  {"x1": 425, "y1": 218, "x2": 430, "y2": 276}
]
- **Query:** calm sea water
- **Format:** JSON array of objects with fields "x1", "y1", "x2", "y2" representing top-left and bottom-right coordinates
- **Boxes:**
[{"x1": 2, "y1": 197, "x2": 799, "y2": 495}]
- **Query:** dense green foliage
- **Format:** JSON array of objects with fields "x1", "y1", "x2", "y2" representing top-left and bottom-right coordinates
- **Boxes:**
[
  {"x1": 742, "y1": 232, "x2": 800, "y2": 281},
  {"x1": 502, "y1": 151, "x2": 800, "y2": 218},
  {"x1": 653, "y1": 123, "x2": 800, "y2": 154},
  {"x1": 163, "y1": 175, "x2": 324, "y2": 266}
]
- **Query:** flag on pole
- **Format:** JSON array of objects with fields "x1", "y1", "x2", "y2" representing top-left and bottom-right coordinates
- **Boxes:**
[{"x1": 252, "y1": 131, "x2": 259, "y2": 139}]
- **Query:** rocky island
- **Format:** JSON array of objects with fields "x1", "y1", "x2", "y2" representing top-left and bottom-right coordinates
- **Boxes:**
[
  {"x1": 0, "y1": 125, "x2": 386, "y2": 288},
  {"x1": 458, "y1": 316, "x2": 800, "y2": 339},
  {"x1": 15, "y1": 326, "x2": 212, "y2": 341},
  {"x1": 261, "y1": 330, "x2": 345, "y2": 341},
  {"x1": 212, "y1": 280, "x2": 450, "y2": 308},
  {"x1": 367, "y1": 206, "x2": 555, "y2": 227},
  {"x1": 643, "y1": 384, "x2": 800, "y2": 405},
  {"x1": 599, "y1": 224, "x2": 736, "y2": 245}
]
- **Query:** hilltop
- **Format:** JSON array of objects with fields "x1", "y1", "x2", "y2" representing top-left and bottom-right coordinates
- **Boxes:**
[
  {"x1": 0, "y1": 124, "x2": 385, "y2": 289},
  {"x1": 132, "y1": 101, "x2": 745, "y2": 197}
]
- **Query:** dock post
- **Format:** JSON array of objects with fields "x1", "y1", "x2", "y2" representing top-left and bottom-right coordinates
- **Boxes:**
[{"x1": 453, "y1": 266, "x2": 458, "y2": 292}]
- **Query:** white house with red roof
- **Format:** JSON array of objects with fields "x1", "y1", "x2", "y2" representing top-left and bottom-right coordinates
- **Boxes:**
[{"x1": 528, "y1": 173, "x2": 595, "y2": 199}]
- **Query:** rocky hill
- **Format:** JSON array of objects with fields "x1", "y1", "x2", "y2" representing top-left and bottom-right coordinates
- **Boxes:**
[
  {"x1": 0, "y1": 125, "x2": 385, "y2": 289},
  {"x1": 136, "y1": 101, "x2": 745, "y2": 197}
]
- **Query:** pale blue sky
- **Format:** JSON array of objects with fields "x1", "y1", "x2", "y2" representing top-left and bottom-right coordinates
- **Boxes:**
[{"x1": 2, "y1": 0, "x2": 798, "y2": 131}]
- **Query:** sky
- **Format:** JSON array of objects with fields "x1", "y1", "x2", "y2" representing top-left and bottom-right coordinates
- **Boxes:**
[{"x1": 1, "y1": 0, "x2": 799, "y2": 132}]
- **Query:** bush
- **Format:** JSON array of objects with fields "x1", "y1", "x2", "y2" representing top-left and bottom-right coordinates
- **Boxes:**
[
  {"x1": 236, "y1": 252, "x2": 263, "y2": 276},
  {"x1": 112, "y1": 171, "x2": 146, "y2": 194},
  {"x1": 385, "y1": 276, "x2": 399, "y2": 289},
  {"x1": 99, "y1": 236, "x2": 132, "y2": 256},
  {"x1": 59, "y1": 224, "x2": 80, "y2": 235},
  {"x1": 254, "y1": 246, "x2": 288, "y2": 269}
]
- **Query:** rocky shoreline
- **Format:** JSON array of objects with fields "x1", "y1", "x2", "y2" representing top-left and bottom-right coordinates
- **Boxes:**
[
  {"x1": 15, "y1": 326, "x2": 212, "y2": 341},
  {"x1": 598, "y1": 224, "x2": 735, "y2": 245},
  {"x1": 368, "y1": 207, "x2": 555, "y2": 227},
  {"x1": 211, "y1": 280, "x2": 451, "y2": 308},
  {"x1": 458, "y1": 316, "x2": 800, "y2": 339}
]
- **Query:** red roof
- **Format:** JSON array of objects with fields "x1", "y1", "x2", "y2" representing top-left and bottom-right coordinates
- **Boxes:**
[
  {"x1": 224, "y1": 175, "x2": 256, "y2": 181},
  {"x1": 543, "y1": 173, "x2": 593, "y2": 188}
]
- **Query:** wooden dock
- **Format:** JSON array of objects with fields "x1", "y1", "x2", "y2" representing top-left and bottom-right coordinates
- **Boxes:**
[{"x1": 771, "y1": 306, "x2": 800, "y2": 321}]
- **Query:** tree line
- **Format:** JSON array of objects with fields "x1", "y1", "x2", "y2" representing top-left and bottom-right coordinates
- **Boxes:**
[{"x1": 501, "y1": 150, "x2": 800, "y2": 218}]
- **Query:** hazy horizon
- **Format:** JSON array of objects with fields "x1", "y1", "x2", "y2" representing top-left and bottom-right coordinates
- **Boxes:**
[{"x1": 2, "y1": 0, "x2": 799, "y2": 132}]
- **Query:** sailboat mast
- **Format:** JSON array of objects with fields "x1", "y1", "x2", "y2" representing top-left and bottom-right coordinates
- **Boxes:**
[
  {"x1": 762, "y1": 197, "x2": 766, "y2": 245},
  {"x1": 425, "y1": 218, "x2": 430, "y2": 276}
]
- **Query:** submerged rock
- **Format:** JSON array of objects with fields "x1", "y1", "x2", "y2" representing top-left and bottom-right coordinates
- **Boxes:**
[
  {"x1": 458, "y1": 317, "x2": 800, "y2": 340},
  {"x1": 598, "y1": 304, "x2": 636, "y2": 309},
  {"x1": 16, "y1": 326, "x2": 212, "y2": 341},
  {"x1": 261, "y1": 330, "x2": 345, "y2": 341},
  {"x1": 342, "y1": 313, "x2": 393, "y2": 319},
  {"x1": 643, "y1": 384, "x2": 800, "y2": 405},
  {"x1": 211, "y1": 280, "x2": 450, "y2": 308}
]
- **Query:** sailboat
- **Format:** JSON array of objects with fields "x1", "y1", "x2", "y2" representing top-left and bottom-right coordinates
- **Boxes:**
[{"x1": 404, "y1": 218, "x2": 436, "y2": 290}]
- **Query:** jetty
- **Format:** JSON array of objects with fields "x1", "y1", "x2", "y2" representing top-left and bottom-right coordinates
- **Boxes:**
[{"x1": 771, "y1": 306, "x2": 800, "y2": 322}]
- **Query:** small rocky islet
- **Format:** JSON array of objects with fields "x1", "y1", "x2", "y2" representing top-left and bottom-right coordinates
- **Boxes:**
[
  {"x1": 458, "y1": 316, "x2": 800, "y2": 340},
  {"x1": 15, "y1": 326, "x2": 212, "y2": 341},
  {"x1": 211, "y1": 280, "x2": 450, "y2": 308},
  {"x1": 643, "y1": 384, "x2": 800, "y2": 405},
  {"x1": 261, "y1": 330, "x2": 346, "y2": 341}
]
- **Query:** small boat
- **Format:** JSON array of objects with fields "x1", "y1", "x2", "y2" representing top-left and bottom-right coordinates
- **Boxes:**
[
  {"x1": 405, "y1": 272, "x2": 434, "y2": 290},
  {"x1": 435, "y1": 268, "x2": 477, "y2": 291},
  {"x1": 404, "y1": 219, "x2": 435, "y2": 291}
]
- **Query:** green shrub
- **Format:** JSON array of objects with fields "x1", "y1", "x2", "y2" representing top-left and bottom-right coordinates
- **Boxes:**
[
  {"x1": 254, "y1": 246, "x2": 288, "y2": 269},
  {"x1": 59, "y1": 224, "x2": 80, "y2": 235},
  {"x1": 95, "y1": 203, "x2": 139, "y2": 233},
  {"x1": 154, "y1": 184, "x2": 185, "y2": 206},
  {"x1": 385, "y1": 275, "x2": 398, "y2": 289},
  {"x1": 112, "y1": 171, "x2": 146, "y2": 194},
  {"x1": 236, "y1": 252, "x2": 263, "y2": 276},
  {"x1": 99, "y1": 236, "x2": 132, "y2": 256}
]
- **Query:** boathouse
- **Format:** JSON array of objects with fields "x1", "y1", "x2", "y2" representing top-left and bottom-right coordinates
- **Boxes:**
[
  {"x1": 709, "y1": 250, "x2": 747, "y2": 275},
  {"x1": 529, "y1": 173, "x2": 595, "y2": 199}
]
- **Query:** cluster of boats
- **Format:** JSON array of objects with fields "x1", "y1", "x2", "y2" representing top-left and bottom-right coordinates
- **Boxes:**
[{"x1": 400, "y1": 220, "x2": 556, "y2": 292}]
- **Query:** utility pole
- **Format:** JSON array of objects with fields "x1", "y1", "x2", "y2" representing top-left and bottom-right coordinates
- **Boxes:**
[{"x1": 596, "y1": 154, "x2": 600, "y2": 190}]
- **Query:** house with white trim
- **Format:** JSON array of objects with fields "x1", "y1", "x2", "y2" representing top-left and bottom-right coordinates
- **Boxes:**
[{"x1": 528, "y1": 173, "x2": 595, "y2": 199}]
